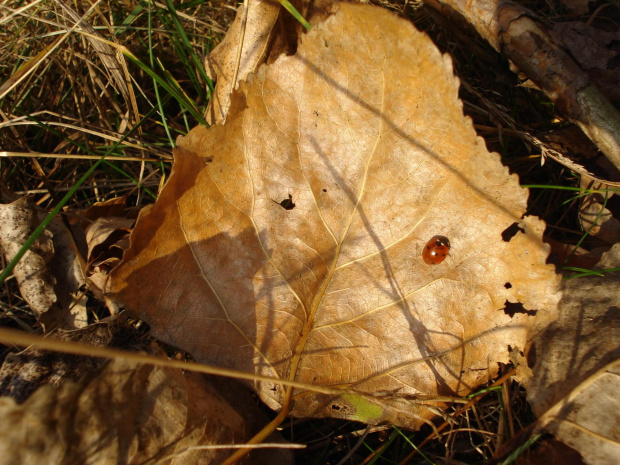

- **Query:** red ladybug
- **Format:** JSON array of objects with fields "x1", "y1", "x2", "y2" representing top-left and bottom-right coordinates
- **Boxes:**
[{"x1": 422, "y1": 235, "x2": 450, "y2": 265}]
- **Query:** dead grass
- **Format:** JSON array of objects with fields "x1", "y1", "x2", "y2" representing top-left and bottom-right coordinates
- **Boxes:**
[{"x1": 1, "y1": 0, "x2": 618, "y2": 463}]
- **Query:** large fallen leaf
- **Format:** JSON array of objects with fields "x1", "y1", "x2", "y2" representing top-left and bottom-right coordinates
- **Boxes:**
[{"x1": 110, "y1": 3, "x2": 559, "y2": 429}]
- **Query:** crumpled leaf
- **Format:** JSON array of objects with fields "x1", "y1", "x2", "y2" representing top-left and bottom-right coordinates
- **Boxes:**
[
  {"x1": 77, "y1": 195, "x2": 128, "y2": 231},
  {"x1": 0, "y1": 196, "x2": 87, "y2": 328},
  {"x1": 84, "y1": 216, "x2": 133, "y2": 302},
  {"x1": 0, "y1": 357, "x2": 292, "y2": 465},
  {"x1": 85, "y1": 217, "x2": 134, "y2": 265},
  {"x1": 514, "y1": 244, "x2": 620, "y2": 465},
  {"x1": 76, "y1": 196, "x2": 133, "y2": 304},
  {"x1": 111, "y1": 3, "x2": 559, "y2": 429},
  {"x1": 0, "y1": 197, "x2": 56, "y2": 315}
]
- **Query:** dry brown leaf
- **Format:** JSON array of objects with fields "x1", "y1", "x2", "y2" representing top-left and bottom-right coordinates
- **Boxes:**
[
  {"x1": 0, "y1": 197, "x2": 56, "y2": 316},
  {"x1": 0, "y1": 356, "x2": 292, "y2": 465},
  {"x1": 85, "y1": 217, "x2": 134, "y2": 266},
  {"x1": 204, "y1": 0, "x2": 338, "y2": 125},
  {"x1": 111, "y1": 3, "x2": 559, "y2": 429},
  {"x1": 74, "y1": 196, "x2": 134, "y2": 304},
  {"x1": 204, "y1": 0, "x2": 282, "y2": 125},
  {"x1": 77, "y1": 195, "x2": 128, "y2": 231},
  {"x1": 515, "y1": 244, "x2": 620, "y2": 465},
  {"x1": 84, "y1": 216, "x2": 134, "y2": 304},
  {"x1": 0, "y1": 196, "x2": 87, "y2": 328},
  {"x1": 38, "y1": 211, "x2": 88, "y2": 329},
  {"x1": 544, "y1": 237, "x2": 604, "y2": 270}
]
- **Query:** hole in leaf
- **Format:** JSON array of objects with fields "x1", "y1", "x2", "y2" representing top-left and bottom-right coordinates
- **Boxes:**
[
  {"x1": 322, "y1": 188, "x2": 327, "y2": 193},
  {"x1": 501, "y1": 223, "x2": 524, "y2": 242},
  {"x1": 329, "y1": 402, "x2": 351, "y2": 414},
  {"x1": 503, "y1": 301, "x2": 536, "y2": 317},
  {"x1": 276, "y1": 194, "x2": 295, "y2": 210},
  {"x1": 504, "y1": 282, "x2": 512, "y2": 289}
]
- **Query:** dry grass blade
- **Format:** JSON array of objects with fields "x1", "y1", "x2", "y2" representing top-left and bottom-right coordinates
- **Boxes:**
[
  {"x1": 152, "y1": 1, "x2": 227, "y2": 34},
  {"x1": 0, "y1": 34, "x2": 68, "y2": 100},
  {"x1": 0, "y1": 0, "x2": 43, "y2": 26},
  {"x1": 1, "y1": 151, "x2": 166, "y2": 163},
  {"x1": 52, "y1": 0, "x2": 139, "y2": 128},
  {"x1": 0, "y1": 327, "x2": 384, "y2": 396}
]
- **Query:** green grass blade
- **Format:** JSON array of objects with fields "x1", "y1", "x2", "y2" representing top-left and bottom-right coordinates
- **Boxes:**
[
  {"x1": 121, "y1": 49, "x2": 206, "y2": 125},
  {"x1": 148, "y1": 2, "x2": 176, "y2": 147},
  {"x1": 564, "y1": 267, "x2": 620, "y2": 279},
  {"x1": 522, "y1": 184, "x2": 620, "y2": 194},
  {"x1": 163, "y1": 0, "x2": 213, "y2": 92},
  {"x1": 279, "y1": 0, "x2": 311, "y2": 30}
]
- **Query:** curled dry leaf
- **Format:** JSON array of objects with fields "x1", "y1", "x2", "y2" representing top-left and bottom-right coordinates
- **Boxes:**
[
  {"x1": 84, "y1": 216, "x2": 134, "y2": 304},
  {"x1": 77, "y1": 195, "x2": 128, "y2": 231},
  {"x1": 77, "y1": 196, "x2": 133, "y2": 306},
  {"x1": 0, "y1": 197, "x2": 56, "y2": 316},
  {"x1": 0, "y1": 357, "x2": 292, "y2": 465},
  {"x1": 110, "y1": 3, "x2": 559, "y2": 429},
  {"x1": 85, "y1": 217, "x2": 134, "y2": 264},
  {"x1": 204, "y1": 0, "x2": 337, "y2": 125},
  {"x1": 515, "y1": 244, "x2": 620, "y2": 465},
  {"x1": 0, "y1": 196, "x2": 87, "y2": 328}
]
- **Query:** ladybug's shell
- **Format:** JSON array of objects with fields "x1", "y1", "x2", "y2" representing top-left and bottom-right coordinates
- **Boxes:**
[{"x1": 422, "y1": 236, "x2": 450, "y2": 265}]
